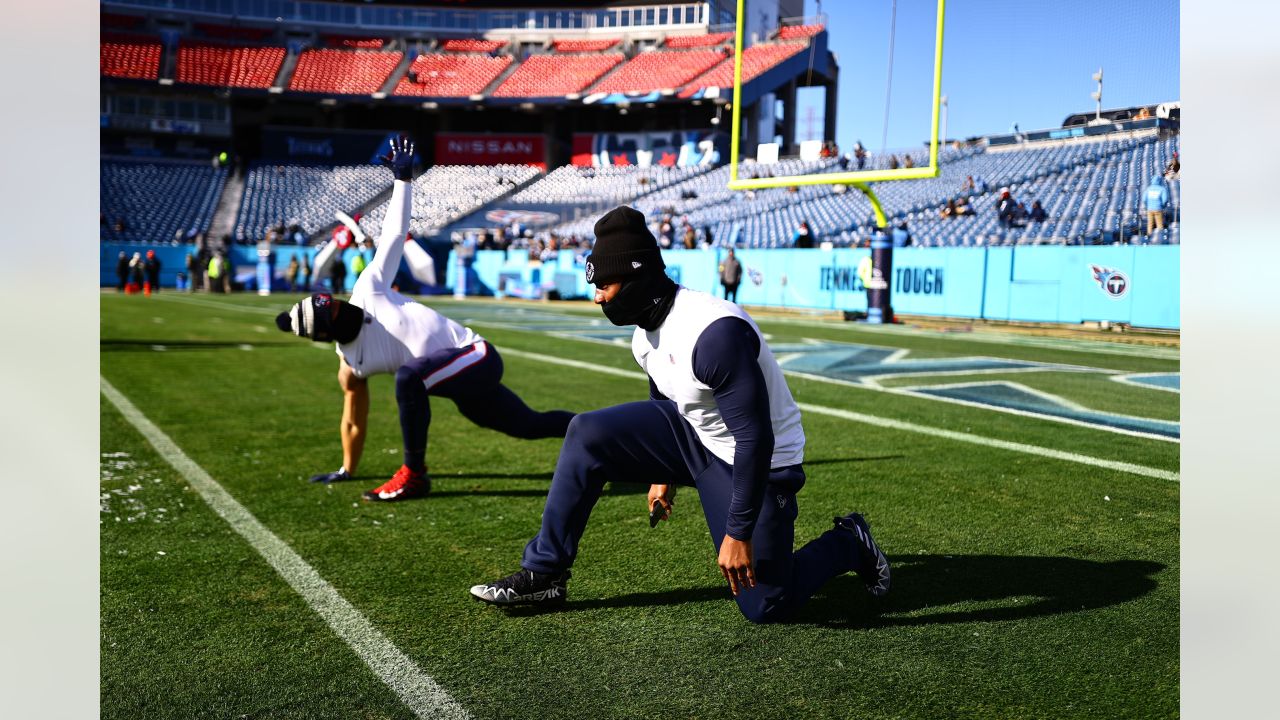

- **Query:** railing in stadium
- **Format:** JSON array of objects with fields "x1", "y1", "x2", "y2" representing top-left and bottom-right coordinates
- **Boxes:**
[{"x1": 102, "y1": 1, "x2": 709, "y2": 33}]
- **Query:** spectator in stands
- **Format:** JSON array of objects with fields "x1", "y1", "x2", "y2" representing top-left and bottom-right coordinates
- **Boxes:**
[
  {"x1": 973, "y1": 175, "x2": 989, "y2": 193},
  {"x1": 113, "y1": 217, "x2": 127, "y2": 234},
  {"x1": 961, "y1": 176, "x2": 975, "y2": 193},
  {"x1": 144, "y1": 250, "x2": 161, "y2": 295},
  {"x1": 682, "y1": 222, "x2": 697, "y2": 250},
  {"x1": 704, "y1": 225, "x2": 715, "y2": 248},
  {"x1": 903, "y1": 155, "x2": 915, "y2": 169},
  {"x1": 115, "y1": 252, "x2": 129, "y2": 293},
  {"x1": 285, "y1": 256, "x2": 300, "y2": 292},
  {"x1": 955, "y1": 197, "x2": 975, "y2": 216},
  {"x1": 1144, "y1": 175, "x2": 1171, "y2": 237},
  {"x1": 888, "y1": 155, "x2": 899, "y2": 170},
  {"x1": 274, "y1": 136, "x2": 574, "y2": 502},
  {"x1": 892, "y1": 222, "x2": 912, "y2": 248},
  {"x1": 793, "y1": 221, "x2": 814, "y2": 249},
  {"x1": 1029, "y1": 200, "x2": 1048, "y2": 223},
  {"x1": 1164, "y1": 152, "x2": 1180, "y2": 179},
  {"x1": 997, "y1": 188, "x2": 1021, "y2": 228},
  {"x1": 941, "y1": 199, "x2": 959, "y2": 219},
  {"x1": 719, "y1": 248, "x2": 742, "y2": 303},
  {"x1": 854, "y1": 141, "x2": 867, "y2": 170}
]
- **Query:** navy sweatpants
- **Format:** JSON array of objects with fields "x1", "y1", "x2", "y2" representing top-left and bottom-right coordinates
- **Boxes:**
[
  {"x1": 394, "y1": 341, "x2": 574, "y2": 465},
  {"x1": 521, "y1": 401, "x2": 860, "y2": 623}
]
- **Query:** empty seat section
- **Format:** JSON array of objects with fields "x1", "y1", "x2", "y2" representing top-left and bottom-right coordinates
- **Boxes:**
[
  {"x1": 235, "y1": 164, "x2": 388, "y2": 242},
  {"x1": 394, "y1": 53, "x2": 512, "y2": 96},
  {"x1": 441, "y1": 38, "x2": 507, "y2": 53},
  {"x1": 100, "y1": 158, "x2": 228, "y2": 244},
  {"x1": 679, "y1": 43, "x2": 805, "y2": 96},
  {"x1": 359, "y1": 165, "x2": 543, "y2": 238},
  {"x1": 492, "y1": 54, "x2": 623, "y2": 97},
  {"x1": 288, "y1": 49, "x2": 402, "y2": 94},
  {"x1": 177, "y1": 42, "x2": 285, "y2": 88},
  {"x1": 593, "y1": 49, "x2": 726, "y2": 94},
  {"x1": 101, "y1": 33, "x2": 162, "y2": 80},
  {"x1": 664, "y1": 32, "x2": 733, "y2": 48},
  {"x1": 777, "y1": 24, "x2": 825, "y2": 40},
  {"x1": 553, "y1": 38, "x2": 621, "y2": 53}
]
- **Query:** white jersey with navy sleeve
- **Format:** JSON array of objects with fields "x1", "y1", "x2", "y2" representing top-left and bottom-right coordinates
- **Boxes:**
[
  {"x1": 335, "y1": 180, "x2": 481, "y2": 378},
  {"x1": 632, "y1": 287, "x2": 805, "y2": 468}
]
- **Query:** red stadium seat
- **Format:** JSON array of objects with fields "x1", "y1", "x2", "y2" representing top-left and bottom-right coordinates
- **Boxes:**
[
  {"x1": 441, "y1": 38, "x2": 507, "y2": 53},
  {"x1": 177, "y1": 42, "x2": 285, "y2": 88},
  {"x1": 324, "y1": 35, "x2": 387, "y2": 49},
  {"x1": 287, "y1": 48, "x2": 403, "y2": 95},
  {"x1": 777, "y1": 24, "x2": 825, "y2": 40},
  {"x1": 679, "y1": 43, "x2": 806, "y2": 97},
  {"x1": 664, "y1": 32, "x2": 734, "y2": 48},
  {"x1": 592, "y1": 49, "x2": 725, "y2": 95},
  {"x1": 393, "y1": 53, "x2": 512, "y2": 97},
  {"x1": 100, "y1": 32, "x2": 162, "y2": 80},
  {"x1": 492, "y1": 53, "x2": 623, "y2": 97},
  {"x1": 552, "y1": 38, "x2": 621, "y2": 53}
]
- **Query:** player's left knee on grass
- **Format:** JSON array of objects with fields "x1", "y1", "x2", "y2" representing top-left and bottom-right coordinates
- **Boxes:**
[{"x1": 736, "y1": 588, "x2": 790, "y2": 624}]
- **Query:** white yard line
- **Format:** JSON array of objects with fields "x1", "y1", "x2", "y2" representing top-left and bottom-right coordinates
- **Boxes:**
[
  {"x1": 100, "y1": 378, "x2": 471, "y2": 720},
  {"x1": 498, "y1": 348, "x2": 1179, "y2": 482}
]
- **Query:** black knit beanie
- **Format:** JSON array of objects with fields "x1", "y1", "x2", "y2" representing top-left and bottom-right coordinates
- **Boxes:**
[{"x1": 585, "y1": 206, "x2": 665, "y2": 285}]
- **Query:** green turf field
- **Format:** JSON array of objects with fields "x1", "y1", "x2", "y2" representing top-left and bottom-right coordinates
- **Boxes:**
[{"x1": 100, "y1": 292, "x2": 1179, "y2": 719}]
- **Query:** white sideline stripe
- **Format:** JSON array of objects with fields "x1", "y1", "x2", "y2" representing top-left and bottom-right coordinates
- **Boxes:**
[
  {"x1": 498, "y1": 348, "x2": 1179, "y2": 482},
  {"x1": 99, "y1": 378, "x2": 471, "y2": 720}
]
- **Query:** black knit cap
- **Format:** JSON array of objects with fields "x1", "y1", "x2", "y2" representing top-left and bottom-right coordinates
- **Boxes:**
[{"x1": 585, "y1": 206, "x2": 665, "y2": 285}]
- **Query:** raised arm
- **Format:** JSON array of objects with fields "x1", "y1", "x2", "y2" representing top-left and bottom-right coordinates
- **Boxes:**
[{"x1": 361, "y1": 135, "x2": 416, "y2": 290}]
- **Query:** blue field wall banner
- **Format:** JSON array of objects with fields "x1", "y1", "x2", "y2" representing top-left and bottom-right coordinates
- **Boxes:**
[{"x1": 444, "y1": 246, "x2": 1179, "y2": 329}]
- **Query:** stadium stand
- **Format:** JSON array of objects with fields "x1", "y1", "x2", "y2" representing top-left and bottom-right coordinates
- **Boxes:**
[
  {"x1": 592, "y1": 48, "x2": 727, "y2": 95},
  {"x1": 394, "y1": 52, "x2": 512, "y2": 97},
  {"x1": 176, "y1": 42, "x2": 285, "y2": 88},
  {"x1": 360, "y1": 164, "x2": 543, "y2": 238},
  {"x1": 100, "y1": 33, "x2": 162, "y2": 80},
  {"x1": 509, "y1": 164, "x2": 710, "y2": 208},
  {"x1": 441, "y1": 38, "x2": 507, "y2": 53},
  {"x1": 776, "y1": 24, "x2": 825, "y2": 40},
  {"x1": 492, "y1": 53, "x2": 624, "y2": 97},
  {"x1": 678, "y1": 42, "x2": 807, "y2": 96},
  {"x1": 235, "y1": 163, "x2": 388, "y2": 242},
  {"x1": 287, "y1": 48, "x2": 403, "y2": 95},
  {"x1": 100, "y1": 158, "x2": 228, "y2": 244},
  {"x1": 553, "y1": 38, "x2": 622, "y2": 53},
  {"x1": 324, "y1": 35, "x2": 387, "y2": 49},
  {"x1": 664, "y1": 32, "x2": 734, "y2": 48}
]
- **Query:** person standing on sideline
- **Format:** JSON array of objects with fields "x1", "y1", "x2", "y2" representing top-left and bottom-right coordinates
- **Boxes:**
[
  {"x1": 719, "y1": 248, "x2": 742, "y2": 303},
  {"x1": 1145, "y1": 175, "x2": 1171, "y2": 238},
  {"x1": 115, "y1": 252, "x2": 129, "y2": 292},
  {"x1": 470, "y1": 206, "x2": 891, "y2": 622},
  {"x1": 275, "y1": 135, "x2": 575, "y2": 502},
  {"x1": 144, "y1": 249, "x2": 161, "y2": 295}
]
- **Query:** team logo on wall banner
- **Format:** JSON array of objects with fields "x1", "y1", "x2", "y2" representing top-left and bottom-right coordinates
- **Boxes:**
[
  {"x1": 1090, "y1": 264, "x2": 1130, "y2": 298},
  {"x1": 484, "y1": 209, "x2": 560, "y2": 227}
]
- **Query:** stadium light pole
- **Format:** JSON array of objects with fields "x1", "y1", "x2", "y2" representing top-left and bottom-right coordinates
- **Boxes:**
[
  {"x1": 1091, "y1": 67, "x2": 1103, "y2": 121},
  {"x1": 941, "y1": 94, "x2": 948, "y2": 144}
]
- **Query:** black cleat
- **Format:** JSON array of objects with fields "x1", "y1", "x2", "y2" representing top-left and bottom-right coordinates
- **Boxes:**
[
  {"x1": 470, "y1": 568, "x2": 571, "y2": 606},
  {"x1": 835, "y1": 513, "x2": 891, "y2": 597}
]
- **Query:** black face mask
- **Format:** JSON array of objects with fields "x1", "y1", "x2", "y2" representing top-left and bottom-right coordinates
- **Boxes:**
[
  {"x1": 331, "y1": 301, "x2": 365, "y2": 343},
  {"x1": 601, "y1": 272, "x2": 678, "y2": 331}
]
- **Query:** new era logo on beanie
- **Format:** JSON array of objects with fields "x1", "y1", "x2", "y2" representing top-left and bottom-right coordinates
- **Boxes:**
[
  {"x1": 585, "y1": 206, "x2": 665, "y2": 286},
  {"x1": 275, "y1": 292, "x2": 335, "y2": 341}
]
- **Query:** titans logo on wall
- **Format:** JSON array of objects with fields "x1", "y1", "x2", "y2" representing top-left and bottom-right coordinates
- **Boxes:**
[{"x1": 1091, "y1": 265, "x2": 1130, "y2": 298}]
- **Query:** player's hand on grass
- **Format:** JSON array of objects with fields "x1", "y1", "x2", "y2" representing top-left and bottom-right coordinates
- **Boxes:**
[
  {"x1": 309, "y1": 467, "x2": 352, "y2": 484},
  {"x1": 379, "y1": 134, "x2": 415, "y2": 181},
  {"x1": 648, "y1": 484, "x2": 676, "y2": 527},
  {"x1": 718, "y1": 535, "x2": 756, "y2": 596}
]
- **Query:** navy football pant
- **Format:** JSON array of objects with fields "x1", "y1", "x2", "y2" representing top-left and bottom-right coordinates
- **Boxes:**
[
  {"x1": 521, "y1": 401, "x2": 861, "y2": 623},
  {"x1": 394, "y1": 341, "x2": 574, "y2": 471}
]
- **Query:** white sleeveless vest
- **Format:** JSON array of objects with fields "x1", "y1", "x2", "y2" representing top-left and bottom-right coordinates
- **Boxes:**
[{"x1": 633, "y1": 288, "x2": 805, "y2": 468}]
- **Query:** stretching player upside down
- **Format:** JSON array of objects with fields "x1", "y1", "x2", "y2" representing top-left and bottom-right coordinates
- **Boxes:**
[{"x1": 275, "y1": 135, "x2": 574, "y2": 501}]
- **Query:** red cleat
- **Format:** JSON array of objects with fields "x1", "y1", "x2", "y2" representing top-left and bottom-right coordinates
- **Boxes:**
[{"x1": 362, "y1": 465, "x2": 431, "y2": 502}]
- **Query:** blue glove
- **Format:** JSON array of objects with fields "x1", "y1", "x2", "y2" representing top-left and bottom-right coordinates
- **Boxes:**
[
  {"x1": 379, "y1": 134, "x2": 415, "y2": 181},
  {"x1": 309, "y1": 467, "x2": 352, "y2": 484}
]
